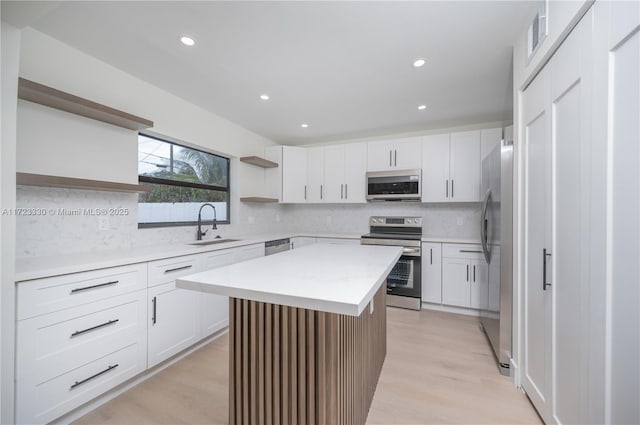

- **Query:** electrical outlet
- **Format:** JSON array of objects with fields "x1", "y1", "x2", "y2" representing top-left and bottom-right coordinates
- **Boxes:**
[
  {"x1": 456, "y1": 217, "x2": 464, "y2": 226},
  {"x1": 248, "y1": 216, "x2": 255, "y2": 224},
  {"x1": 98, "y1": 216, "x2": 109, "y2": 231}
]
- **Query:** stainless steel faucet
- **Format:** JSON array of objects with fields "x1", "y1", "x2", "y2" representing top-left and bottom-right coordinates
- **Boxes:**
[{"x1": 197, "y1": 203, "x2": 217, "y2": 240}]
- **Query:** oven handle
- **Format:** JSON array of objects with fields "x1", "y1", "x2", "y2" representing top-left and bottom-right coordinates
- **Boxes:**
[{"x1": 402, "y1": 247, "x2": 421, "y2": 257}]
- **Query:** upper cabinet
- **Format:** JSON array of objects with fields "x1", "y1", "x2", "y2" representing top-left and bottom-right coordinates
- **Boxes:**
[
  {"x1": 422, "y1": 130, "x2": 482, "y2": 202},
  {"x1": 306, "y1": 147, "x2": 325, "y2": 203},
  {"x1": 324, "y1": 143, "x2": 367, "y2": 203},
  {"x1": 367, "y1": 137, "x2": 422, "y2": 171}
]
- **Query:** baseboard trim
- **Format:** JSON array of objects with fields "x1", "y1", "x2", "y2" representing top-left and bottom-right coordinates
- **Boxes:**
[
  {"x1": 421, "y1": 302, "x2": 481, "y2": 317},
  {"x1": 51, "y1": 328, "x2": 229, "y2": 425}
]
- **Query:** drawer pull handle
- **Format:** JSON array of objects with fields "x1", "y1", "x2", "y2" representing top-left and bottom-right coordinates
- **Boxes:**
[
  {"x1": 71, "y1": 319, "x2": 119, "y2": 338},
  {"x1": 70, "y1": 280, "x2": 118, "y2": 294},
  {"x1": 459, "y1": 250, "x2": 483, "y2": 254},
  {"x1": 70, "y1": 364, "x2": 119, "y2": 390},
  {"x1": 164, "y1": 265, "x2": 192, "y2": 274},
  {"x1": 152, "y1": 296, "x2": 157, "y2": 325}
]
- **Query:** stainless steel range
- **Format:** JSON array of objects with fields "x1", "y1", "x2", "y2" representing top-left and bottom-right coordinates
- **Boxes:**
[{"x1": 361, "y1": 216, "x2": 422, "y2": 310}]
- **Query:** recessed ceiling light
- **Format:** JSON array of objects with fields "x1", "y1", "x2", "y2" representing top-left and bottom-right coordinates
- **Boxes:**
[
  {"x1": 300, "y1": 123, "x2": 309, "y2": 128},
  {"x1": 418, "y1": 104, "x2": 427, "y2": 110},
  {"x1": 413, "y1": 58, "x2": 426, "y2": 68},
  {"x1": 260, "y1": 94, "x2": 270, "y2": 100},
  {"x1": 180, "y1": 35, "x2": 196, "y2": 46}
]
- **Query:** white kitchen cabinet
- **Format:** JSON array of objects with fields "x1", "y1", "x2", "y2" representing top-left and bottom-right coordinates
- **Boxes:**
[
  {"x1": 421, "y1": 134, "x2": 450, "y2": 202},
  {"x1": 480, "y1": 128, "x2": 503, "y2": 161},
  {"x1": 291, "y1": 236, "x2": 316, "y2": 249},
  {"x1": 16, "y1": 267, "x2": 147, "y2": 424},
  {"x1": 324, "y1": 143, "x2": 367, "y2": 203},
  {"x1": 421, "y1": 243, "x2": 442, "y2": 304},
  {"x1": 344, "y1": 143, "x2": 367, "y2": 202},
  {"x1": 306, "y1": 147, "x2": 324, "y2": 202},
  {"x1": 147, "y1": 281, "x2": 201, "y2": 368},
  {"x1": 422, "y1": 131, "x2": 482, "y2": 202},
  {"x1": 147, "y1": 254, "x2": 202, "y2": 368},
  {"x1": 367, "y1": 137, "x2": 422, "y2": 171},
  {"x1": 521, "y1": 8, "x2": 597, "y2": 424},
  {"x1": 200, "y1": 245, "x2": 264, "y2": 338},
  {"x1": 441, "y1": 244, "x2": 487, "y2": 308},
  {"x1": 282, "y1": 146, "x2": 307, "y2": 203},
  {"x1": 200, "y1": 250, "x2": 235, "y2": 338}
]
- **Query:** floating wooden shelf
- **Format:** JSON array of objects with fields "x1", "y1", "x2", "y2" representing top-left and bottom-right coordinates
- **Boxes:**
[
  {"x1": 239, "y1": 156, "x2": 278, "y2": 168},
  {"x1": 240, "y1": 197, "x2": 279, "y2": 203},
  {"x1": 16, "y1": 172, "x2": 150, "y2": 193},
  {"x1": 17, "y1": 78, "x2": 154, "y2": 131}
]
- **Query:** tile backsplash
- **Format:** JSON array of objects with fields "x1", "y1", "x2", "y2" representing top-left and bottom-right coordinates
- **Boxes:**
[{"x1": 16, "y1": 187, "x2": 480, "y2": 258}]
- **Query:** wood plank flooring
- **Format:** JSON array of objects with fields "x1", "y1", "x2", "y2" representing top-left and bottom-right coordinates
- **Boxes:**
[{"x1": 75, "y1": 308, "x2": 540, "y2": 425}]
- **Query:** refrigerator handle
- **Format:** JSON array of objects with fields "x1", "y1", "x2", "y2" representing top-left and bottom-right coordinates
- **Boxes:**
[{"x1": 480, "y1": 189, "x2": 491, "y2": 263}]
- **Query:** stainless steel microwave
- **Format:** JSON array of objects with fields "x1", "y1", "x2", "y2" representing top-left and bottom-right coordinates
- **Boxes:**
[{"x1": 366, "y1": 169, "x2": 421, "y2": 201}]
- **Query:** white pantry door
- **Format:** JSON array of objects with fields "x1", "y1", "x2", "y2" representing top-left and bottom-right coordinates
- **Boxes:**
[{"x1": 522, "y1": 64, "x2": 552, "y2": 422}]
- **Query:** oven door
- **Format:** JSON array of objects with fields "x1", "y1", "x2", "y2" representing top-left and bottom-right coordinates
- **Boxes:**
[{"x1": 386, "y1": 247, "x2": 421, "y2": 298}]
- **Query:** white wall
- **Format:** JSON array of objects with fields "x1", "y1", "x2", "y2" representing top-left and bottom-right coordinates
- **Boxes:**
[
  {"x1": 15, "y1": 28, "x2": 278, "y2": 257},
  {"x1": 17, "y1": 101, "x2": 139, "y2": 184},
  {"x1": 1, "y1": 19, "x2": 20, "y2": 425}
]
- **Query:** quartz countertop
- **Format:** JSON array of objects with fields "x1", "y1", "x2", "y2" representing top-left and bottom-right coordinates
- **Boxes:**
[
  {"x1": 176, "y1": 244, "x2": 402, "y2": 316},
  {"x1": 14, "y1": 232, "x2": 362, "y2": 282}
]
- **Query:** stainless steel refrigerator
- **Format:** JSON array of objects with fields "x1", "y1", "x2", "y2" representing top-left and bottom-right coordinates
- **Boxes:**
[{"x1": 479, "y1": 126, "x2": 513, "y2": 376}]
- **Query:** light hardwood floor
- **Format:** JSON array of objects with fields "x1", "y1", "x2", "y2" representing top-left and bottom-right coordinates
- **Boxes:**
[{"x1": 75, "y1": 308, "x2": 540, "y2": 425}]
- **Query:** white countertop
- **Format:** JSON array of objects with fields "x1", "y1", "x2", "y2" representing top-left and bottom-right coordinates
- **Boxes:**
[
  {"x1": 14, "y1": 232, "x2": 362, "y2": 282},
  {"x1": 14, "y1": 230, "x2": 476, "y2": 282},
  {"x1": 176, "y1": 244, "x2": 402, "y2": 316}
]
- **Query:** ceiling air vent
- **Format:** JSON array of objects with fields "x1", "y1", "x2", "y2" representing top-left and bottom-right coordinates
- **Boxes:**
[{"x1": 527, "y1": 1, "x2": 547, "y2": 61}]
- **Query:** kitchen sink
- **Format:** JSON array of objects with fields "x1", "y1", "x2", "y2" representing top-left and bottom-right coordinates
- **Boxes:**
[{"x1": 188, "y1": 238, "x2": 240, "y2": 246}]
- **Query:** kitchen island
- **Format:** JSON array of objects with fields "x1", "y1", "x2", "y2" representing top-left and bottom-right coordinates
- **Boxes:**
[{"x1": 177, "y1": 243, "x2": 402, "y2": 425}]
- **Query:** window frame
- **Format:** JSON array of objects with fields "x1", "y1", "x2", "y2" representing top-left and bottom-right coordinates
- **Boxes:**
[{"x1": 137, "y1": 133, "x2": 231, "y2": 228}]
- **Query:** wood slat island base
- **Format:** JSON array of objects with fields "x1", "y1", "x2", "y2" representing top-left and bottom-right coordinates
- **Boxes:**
[{"x1": 228, "y1": 285, "x2": 387, "y2": 425}]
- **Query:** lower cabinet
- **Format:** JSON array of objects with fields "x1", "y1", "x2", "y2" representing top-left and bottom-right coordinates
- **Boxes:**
[
  {"x1": 200, "y1": 244, "x2": 264, "y2": 338},
  {"x1": 441, "y1": 244, "x2": 488, "y2": 309},
  {"x1": 421, "y1": 243, "x2": 442, "y2": 303},
  {"x1": 15, "y1": 288, "x2": 147, "y2": 424},
  {"x1": 147, "y1": 282, "x2": 202, "y2": 368},
  {"x1": 147, "y1": 254, "x2": 202, "y2": 368}
]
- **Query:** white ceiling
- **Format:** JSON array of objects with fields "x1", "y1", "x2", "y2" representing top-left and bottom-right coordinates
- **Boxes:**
[{"x1": 2, "y1": 1, "x2": 536, "y2": 145}]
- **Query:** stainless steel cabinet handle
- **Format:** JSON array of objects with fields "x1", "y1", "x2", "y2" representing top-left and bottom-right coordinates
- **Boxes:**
[
  {"x1": 320, "y1": 185, "x2": 323, "y2": 200},
  {"x1": 345, "y1": 184, "x2": 348, "y2": 199},
  {"x1": 394, "y1": 149, "x2": 397, "y2": 166},
  {"x1": 304, "y1": 185, "x2": 307, "y2": 200},
  {"x1": 466, "y1": 264, "x2": 469, "y2": 282},
  {"x1": 389, "y1": 151, "x2": 392, "y2": 167},
  {"x1": 152, "y1": 296, "x2": 157, "y2": 325},
  {"x1": 341, "y1": 184, "x2": 344, "y2": 199},
  {"x1": 543, "y1": 249, "x2": 552, "y2": 290},
  {"x1": 430, "y1": 248, "x2": 433, "y2": 265},
  {"x1": 451, "y1": 180, "x2": 454, "y2": 198},
  {"x1": 70, "y1": 280, "x2": 118, "y2": 294},
  {"x1": 460, "y1": 250, "x2": 483, "y2": 253},
  {"x1": 71, "y1": 319, "x2": 119, "y2": 338},
  {"x1": 446, "y1": 180, "x2": 449, "y2": 198},
  {"x1": 164, "y1": 265, "x2": 192, "y2": 274},
  {"x1": 473, "y1": 265, "x2": 476, "y2": 282},
  {"x1": 70, "y1": 364, "x2": 119, "y2": 390}
]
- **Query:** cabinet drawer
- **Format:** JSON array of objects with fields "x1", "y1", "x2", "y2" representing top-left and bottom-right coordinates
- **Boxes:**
[
  {"x1": 443, "y1": 243, "x2": 485, "y2": 260},
  {"x1": 16, "y1": 342, "x2": 145, "y2": 425},
  {"x1": 16, "y1": 290, "x2": 147, "y2": 385},
  {"x1": 17, "y1": 263, "x2": 147, "y2": 320},
  {"x1": 147, "y1": 254, "x2": 201, "y2": 287}
]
